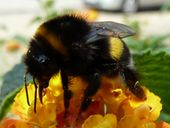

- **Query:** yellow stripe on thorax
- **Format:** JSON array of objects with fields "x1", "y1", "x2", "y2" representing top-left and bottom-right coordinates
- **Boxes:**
[
  {"x1": 36, "y1": 26, "x2": 67, "y2": 56},
  {"x1": 109, "y1": 38, "x2": 124, "y2": 60}
]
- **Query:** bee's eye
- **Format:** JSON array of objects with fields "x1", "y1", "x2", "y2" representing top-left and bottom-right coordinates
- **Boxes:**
[{"x1": 33, "y1": 54, "x2": 49, "y2": 63}]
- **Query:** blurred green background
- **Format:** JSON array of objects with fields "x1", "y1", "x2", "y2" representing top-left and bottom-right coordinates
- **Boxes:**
[{"x1": 0, "y1": 0, "x2": 170, "y2": 122}]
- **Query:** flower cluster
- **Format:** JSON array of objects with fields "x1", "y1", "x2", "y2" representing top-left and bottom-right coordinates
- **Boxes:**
[{"x1": 0, "y1": 73, "x2": 169, "y2": 128}]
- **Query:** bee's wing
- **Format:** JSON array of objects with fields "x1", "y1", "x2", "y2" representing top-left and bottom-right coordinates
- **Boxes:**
[{"x1": 85, "y1": 21, "x2": 136, "y2": 43}]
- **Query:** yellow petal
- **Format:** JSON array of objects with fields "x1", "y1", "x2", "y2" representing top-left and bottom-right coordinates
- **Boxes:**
[
  {"x1": 82, "y1": 114, "x2": 117, "y2": 128},
  {"x1": 48, "y1": 74, "x2": 63, "y2": 97},
  {"x1": 142, "y1": 122, "x2": 156, "y2": 128},
  {"x1": 133, "y1": 104, "x2": 151, "y2": 121},
  {"x1": 156, "y1": 121, "x2": 170, "y2": 128},
  {"x1": 103, "y1": 88, "x2": 127, "y2": 114},
  {"x1": 118, "y1": 105, "x2": 157, "y2": 128},
  {"x1": 120, "y1": 117, "x2": 138, "y2": 128},
  {"x1": 128, "y1": 87, "x2": 162, "y2": 121},
  {"x1": 12, "y1": 83, "x2": 35, "y2": 119},
  {"x1": 0, "y1": 118, "x2": 38, "y2": 128},
  {"x1": 28, "y1": 101, "x2": 58, "y2": 128},
  {"x1": 98, "y1": 76, "x2": 127, "y2": 114}
]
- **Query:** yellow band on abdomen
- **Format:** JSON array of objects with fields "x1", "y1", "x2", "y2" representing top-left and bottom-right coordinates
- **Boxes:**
[{"x1": 109, "y1": 38, "x2": 123, "y2": 60}]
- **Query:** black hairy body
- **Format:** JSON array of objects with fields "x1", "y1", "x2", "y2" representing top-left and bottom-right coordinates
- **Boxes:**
[{"x1": 24, "y1": 14, "x2": 146, "y2": 117}]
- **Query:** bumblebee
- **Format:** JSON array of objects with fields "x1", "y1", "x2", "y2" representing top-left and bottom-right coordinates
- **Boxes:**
[{"x1": 24, "y1": 14, "x2": 145, "y2": 116}]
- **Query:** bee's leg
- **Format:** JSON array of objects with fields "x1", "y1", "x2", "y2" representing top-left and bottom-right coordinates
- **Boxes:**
[
  {"x1": 122, "y1": 68, "x2": 146, "y2": 100},
  {"x1": 24, "y1": 71, "x2": 30, "y2": 106},
  {"x1": 61, "y1": 71, "x2": 72, "y2": 117},
  {"x1": 38, "y1": 85, "x2": 43, "y2": 104},
  {"x1": 33, "y1": 77, "x2": 38, "y2": 113},
  {"x1": 79, "y1": 72, "x2": 101, "y2": 114}
]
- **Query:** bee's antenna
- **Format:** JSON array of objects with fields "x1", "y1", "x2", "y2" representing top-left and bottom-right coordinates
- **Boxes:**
[
  {"x1": 24, "y1": 71, "x2": 30, "y2": 106},
  {"x1": 33, "y1": 77, "x2": 38, "y2": 113}
]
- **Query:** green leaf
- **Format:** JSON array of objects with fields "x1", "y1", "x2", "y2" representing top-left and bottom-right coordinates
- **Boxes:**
[
  {"x1": 0, "y1": 63, "x2": 26, "y2": 104},
  {"x1": 125, "y1": 34, "x2": 170, "y2": 53},
  {"x1": 134, "y1": 51, "x2": 170, "y2": 121},
  {"x1": 0, "y1": 87, "x2": 21, "y2": 120},
  {"x1": 160, "y1": 112, "x2": 170, "y2": 123}
]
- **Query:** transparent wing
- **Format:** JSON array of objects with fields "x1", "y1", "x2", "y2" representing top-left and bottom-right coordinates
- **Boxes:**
[{"x1": 85, "y1": 21, "x2": 136, "y2": 43}]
